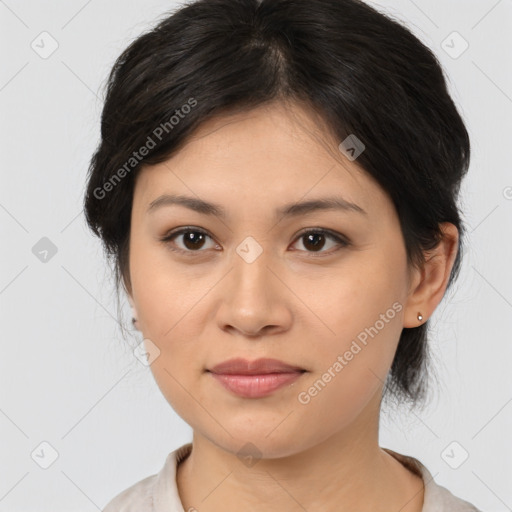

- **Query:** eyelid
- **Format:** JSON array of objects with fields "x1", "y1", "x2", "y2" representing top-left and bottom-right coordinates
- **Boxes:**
[
  {"x1": 294, "y1": 227, "x2": 350, "y2": 246},
  {"x1": 159, "y1": 226, "x2": 350, "y2": 255},
  {"x1": 290, "y1": 227, "x2": 350, "y2": 256},
  {"x1": 160, "y1": 226, "x2": 219, "y2": 252}
]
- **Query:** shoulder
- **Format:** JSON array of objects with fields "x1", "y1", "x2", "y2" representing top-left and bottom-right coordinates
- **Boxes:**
[
  {"x1": 101, "y1": 442, "x2": 193, "y2": 512},
  {"x1": 426, "y1": 479, "x2": 482, "y2": 511},
  {"x1": 102, "y1": 473, "x2": 157, "y2": 512},
  {"x1": 382, "y1": 448, "x2": 482, "y2": 512}
]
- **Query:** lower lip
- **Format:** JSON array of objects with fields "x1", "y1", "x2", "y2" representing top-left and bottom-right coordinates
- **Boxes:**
[{"x1": 208, "y1": 371, "x2": 304, "y2": 398}]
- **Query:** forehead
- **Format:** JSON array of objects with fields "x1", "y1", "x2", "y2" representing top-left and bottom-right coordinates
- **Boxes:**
[
  {"x1": 133, "y1": 102, "x2": 386, "y2": 218},
  {"x1": 175, "y1": 101, "x2": 345, "y2": 166}
]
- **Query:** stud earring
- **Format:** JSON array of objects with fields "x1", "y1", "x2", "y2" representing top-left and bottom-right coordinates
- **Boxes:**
[
  {"x1": 417, "y1": 313, "x2": 423, "y2": 322},
  {"x1": 130, "y1": 306, "x2": 139, "y2": 331}
]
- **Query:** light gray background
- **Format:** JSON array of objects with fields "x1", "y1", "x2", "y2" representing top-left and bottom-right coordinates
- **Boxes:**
[{"x1": 1, "y1": 1, "x2": 511, "y2": 511}]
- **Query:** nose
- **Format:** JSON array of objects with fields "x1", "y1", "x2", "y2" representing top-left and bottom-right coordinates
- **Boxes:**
[{"x1": 215, "y1": 246, "x2": 293, "y2": 338}]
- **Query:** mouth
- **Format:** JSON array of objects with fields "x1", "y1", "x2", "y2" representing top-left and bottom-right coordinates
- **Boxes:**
[
  {"x1": 206, "y1": 358, "x2": 307, "y2": 398},
  {"x1": 208, "y1": 371, "x2": 305, "y2": 398},
  {"x1": 207, "y1": 357, "x2": 306, "y2": 375}
]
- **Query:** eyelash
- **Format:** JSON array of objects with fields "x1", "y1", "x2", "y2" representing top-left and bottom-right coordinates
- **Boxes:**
[{"x1": 159, "y1": 226, "x2": 350, "y2": 257}]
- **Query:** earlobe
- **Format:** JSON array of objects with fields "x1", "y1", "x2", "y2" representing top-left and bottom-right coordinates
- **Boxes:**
[
  {"x1": 403, "y1": 222, "x2": 459, "y2": 328},
  {"x1": 127, "y1": 295, "x2": 140, "y2": 330}
]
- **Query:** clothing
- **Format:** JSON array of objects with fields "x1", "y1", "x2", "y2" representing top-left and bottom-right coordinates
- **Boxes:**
[{"x1": 102, "y1": 442, "x2": 481, "y2": 511}]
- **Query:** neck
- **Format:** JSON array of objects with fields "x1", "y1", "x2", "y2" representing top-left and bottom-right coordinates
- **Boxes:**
[{"x1": 176, "y1": 397, "x2": 424, "y2": 512}]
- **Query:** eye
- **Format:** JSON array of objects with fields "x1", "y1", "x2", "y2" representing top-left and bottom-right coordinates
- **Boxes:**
[
  {"x1": 160, "y1": 226, "x2": 350, "y2": 256},
  {"x1": 291, "y1": 228, "x2": 350, "y2": 255},
  {"x1": 160, "y1": 227, "x2": 218, "y2": 253}
]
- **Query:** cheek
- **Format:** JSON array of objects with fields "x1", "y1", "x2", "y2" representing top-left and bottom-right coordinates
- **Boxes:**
[
  {"x1": 291, "y1": 275, "x2": 405, "y2": 437},
  {"x1": 294, "y1": 252, "x2": 406, "y2": 350},
  {"x1": 130, "y1": 235, "x2": 210, "y2": 335},
  {"x1": 292, "y1": 250, "x2": 407, "y2": 402},
  {"x1": 129, "y1": 241, "x2": 210, "y2": 397}
]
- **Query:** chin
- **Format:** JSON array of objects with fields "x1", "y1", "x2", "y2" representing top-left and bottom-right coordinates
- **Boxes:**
[{"x1": 203, "y1": 425, "x2": 312, "y2": 462}]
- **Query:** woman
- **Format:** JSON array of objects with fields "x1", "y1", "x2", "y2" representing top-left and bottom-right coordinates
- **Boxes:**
[{"x1": 84, "y1": 0, "x2": 481, "y2": 510}]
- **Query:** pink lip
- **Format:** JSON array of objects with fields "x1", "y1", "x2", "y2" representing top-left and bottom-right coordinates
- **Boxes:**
[
  {"x1": 208, "y1": 357, "x2": 305, "y2": 375},
  {"x1": 207, "y1": 358, "x2": 306, "y2": 398},
  {"x1": 209, "y1": 372, "x2": 304, "y2": 398}
]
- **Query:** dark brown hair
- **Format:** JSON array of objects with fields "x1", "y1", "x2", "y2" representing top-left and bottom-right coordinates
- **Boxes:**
[{"x1": 84, "y1": 0, "x2": 470, "y2": 408}]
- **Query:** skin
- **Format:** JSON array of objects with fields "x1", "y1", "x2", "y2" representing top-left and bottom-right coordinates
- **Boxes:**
[{"x1": 125, "y1": 101, "x2": 458, "y2": 512}]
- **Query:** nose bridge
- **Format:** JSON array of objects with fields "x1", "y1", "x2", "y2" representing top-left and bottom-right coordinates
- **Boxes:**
[
  {"x1": 232, "y1": 234, "x2": 275, "y2": 301},
  {"x1": 216, "y1": 233, "x2": 291, "y2": 335},
  {"x1": 212, "y1": 220, "x2": 294, "y2": 337}
]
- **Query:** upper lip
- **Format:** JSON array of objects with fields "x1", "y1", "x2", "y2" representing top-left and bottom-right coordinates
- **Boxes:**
[{"x1": 208, "y1": 358, "x2": 306, "y2": 375}]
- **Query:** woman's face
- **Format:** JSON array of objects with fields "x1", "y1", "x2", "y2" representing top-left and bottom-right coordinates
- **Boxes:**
[{"x1": 128, "y1": 102, "x2": 418, "y2": 457}]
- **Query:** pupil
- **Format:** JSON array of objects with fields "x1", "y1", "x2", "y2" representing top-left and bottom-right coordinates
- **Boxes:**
[
  {"x1": 184, "y1": 232, "x2": 205, "y2": 250},
  {"x1": 304, "y1": 233, "x2": 325, "y2": 251}
]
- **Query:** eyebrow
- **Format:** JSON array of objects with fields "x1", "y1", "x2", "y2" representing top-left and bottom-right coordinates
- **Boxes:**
[{"x1": 147, "y1": 193, "x2": 367, "y2": 219}]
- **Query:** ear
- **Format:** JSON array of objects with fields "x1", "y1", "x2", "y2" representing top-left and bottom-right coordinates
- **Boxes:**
[
  {"x1": 403, "y1": 222, "x2": 459, "y2": 328},
  {"x1": 127, "y1": 294, "x2": 137, "y2": 314},
  {"x1": 122, "y1": 268, "x2": 136, "y2": 314},
  {"x1": 127, "y1": 293, "x2": 140, "y2": 330}
]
